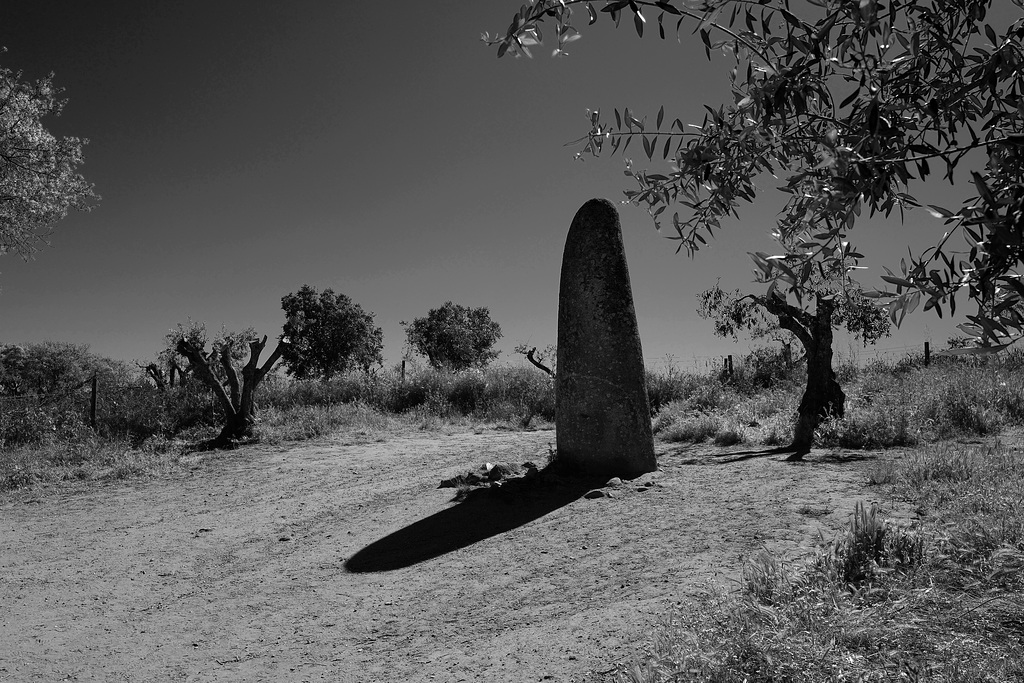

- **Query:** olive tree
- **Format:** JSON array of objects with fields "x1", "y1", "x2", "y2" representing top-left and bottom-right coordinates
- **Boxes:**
[
  {"x1": 698, "y1": 279, "x2": 890, "y2": 452},
  {"x1": 1, "y1": 67, "x2": 97, "y2": 262},
  {"x1": 166, "y1": 322, "x2": 285, "y2": 445},
  {"x1": 280, "y1": 285, "x2": 384, "y2": 380},
  {"x1": 402, "y1": 302, "x2": 502, "y2": 371},
  {"x1": 488, "y1": 0, "x2": 1024, "y2": 453}
]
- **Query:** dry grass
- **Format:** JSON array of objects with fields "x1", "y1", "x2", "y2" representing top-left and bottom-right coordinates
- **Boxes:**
[
  {"x1": 616, "y1": 441, "x2": 1024, "y2": 682},
  {"x1": 255, "y1": 401, "x2": 398, "y2": 444},
  {"x1": 0, "y1": 434, "x2": 187, "y2": 490}
]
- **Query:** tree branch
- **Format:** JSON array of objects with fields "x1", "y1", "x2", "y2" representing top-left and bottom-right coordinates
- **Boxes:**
[
  {"x1": 758, "y1": 293, "x2": 814, "y2": 350},
  {"x1": 220, "y1": 344, "x2": 241, "y2": 411},
  {"x1": 525, "y1": 347, "x2": 555, "y2": 378},
  {"x1": 255, "y1": 338, "x2": 286, "y2": 385},
  {"x1": 176, "y1": 339, "x2": 235, "y2": 417}
]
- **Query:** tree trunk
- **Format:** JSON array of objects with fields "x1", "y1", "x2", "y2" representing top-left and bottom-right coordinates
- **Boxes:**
[
  {"x1": 761, "y1": 292, "x2": 845, "y2": 459},
  {"x1": 143, "y1": 363, "x2": 166, "y2": 391},
  {"x1": 788, "y1": 297, "x2": 845, "y2": 459},
  {"x1": 176, "y1": 336, "x2": 286, "y2": 447},
  {"x1": 216, "y1": 409, "x2": 254, "y2": 444}
]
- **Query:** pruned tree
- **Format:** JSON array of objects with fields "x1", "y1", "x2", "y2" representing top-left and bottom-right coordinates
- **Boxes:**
[
  {"x1": 402, "y1": 302, "x2": 503, "y2": 371},
  {"x1": 142, "y1": 338, "x2": 191, "y2": 392},
  {"x1": 699, "y1": 280, "x2": 890, "y2": 454},
  {"x1": 487, "y1": 0, "x2": 1024, "y2": 451},
  {"x1": 514, "y1": 342, "x2": 557, "y2": 378},
  {"x1": 165, "y1": 322, "x2": 286, "y2": 445},
  {"x1": 280, "y1": 285, "x2": 384, "y2": 380},
  {"x1": 1, "y1": 65, "x2": 97, "y2": 263},
  {"x1": 140, "y1": 358, "x2": 186, "y2": 392}
]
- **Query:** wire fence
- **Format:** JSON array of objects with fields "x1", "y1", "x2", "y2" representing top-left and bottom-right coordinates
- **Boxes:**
[
  {"x1": 642, "y1": 340, "x2": 1015, "y2": 378},
  {"x1": 0, "y1": 376, "x2": 164, "y2": 434}
]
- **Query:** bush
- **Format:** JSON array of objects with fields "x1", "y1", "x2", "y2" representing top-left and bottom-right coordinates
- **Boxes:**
[
  {"x1": 713, "y1": 424, "x2": 745, "y2": 447},
  {"x1": 160, "y1": 383, "x2": 222, "y2": 435},
  {"x1": 661, "y1": 412, "x2": 721, "y2": 443},
  {"x1": 646, "y1": 366, "x2": 702, "y2": 413},
  {"x1": 1, "y1": 406, "x2": 55, "y2": 447},
  {"x1": 260, "y1": 365, "x2": 555, "y2": 425},
  {"x1": 731, "y1": 346, "x2": 800, "y2": 392}
]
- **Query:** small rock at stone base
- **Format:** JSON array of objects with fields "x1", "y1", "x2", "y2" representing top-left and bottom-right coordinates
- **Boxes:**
[{"x1": 606, "y1": 477, "x2": 623, "y2": 487}]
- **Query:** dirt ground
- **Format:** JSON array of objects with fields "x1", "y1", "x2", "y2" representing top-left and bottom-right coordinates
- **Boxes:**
[{"x1": 0, "y1": 428, "x2": 908, "y2": 682}]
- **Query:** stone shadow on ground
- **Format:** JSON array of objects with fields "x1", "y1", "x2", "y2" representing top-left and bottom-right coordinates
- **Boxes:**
[{"x1": 344, "y1": 471, "x2": 608, "y2": 573}]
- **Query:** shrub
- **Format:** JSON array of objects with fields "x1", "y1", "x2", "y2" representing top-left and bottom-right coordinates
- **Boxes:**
[
  {"x1": 821, "y1": 502, "x2": 925, "y2": 585},
  {"x1": 646, "y1": 366, "x2": 706, "y2": 413},
  {"x1": 661, "y1": 413, "x2": 721, "y2": 443},
  {"x1": 731, "y1": 346, "x2": 799, "y2": 392},
  {"x1": 713, "y1": 424, "x2": 745, "y2": 447},
  {"x1": 1, "y1": 406, "x2": 54, "y2": 447}
]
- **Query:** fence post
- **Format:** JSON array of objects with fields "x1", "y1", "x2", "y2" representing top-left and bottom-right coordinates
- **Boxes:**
[
  {"x1": 924, "y1": 341, "x2": 930, "y2": 367},
  {"x1": 401, "y1": 360, "x2": 406, "y2": 383},
  {"x1": 90, "y1": 375, "x2": 98, "y2": 430}
]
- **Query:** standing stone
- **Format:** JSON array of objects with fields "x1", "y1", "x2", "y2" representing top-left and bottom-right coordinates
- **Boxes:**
[{"x1": 556, "y1": 198, "x2": 656, "y2": 478}]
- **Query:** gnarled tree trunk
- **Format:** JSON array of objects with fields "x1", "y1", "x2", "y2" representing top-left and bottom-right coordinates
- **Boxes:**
[
  {"x1": 762, "y1": 293, "x2": 845, "y2": 459},
  {"x1": 176, "y1": 335, "x2": 286, "y2": 446}
]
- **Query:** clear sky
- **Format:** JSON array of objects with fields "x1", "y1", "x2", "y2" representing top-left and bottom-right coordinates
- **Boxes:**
[{"x1": 1, "y1": 2, "x2": 1013, "y2": 371}]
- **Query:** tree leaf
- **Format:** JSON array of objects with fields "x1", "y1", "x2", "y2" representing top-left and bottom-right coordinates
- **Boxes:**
[
  {"x1": 881, "y1": 275, "x2": 914, "y2": 288},
  {"x1": 780, "y1": 9, "x2": 801, "y2": 29}
]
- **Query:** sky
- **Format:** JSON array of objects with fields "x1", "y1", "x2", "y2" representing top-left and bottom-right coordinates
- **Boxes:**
[{"x1": 0, "y1": 1, "x2": 1015, "y2": 372}]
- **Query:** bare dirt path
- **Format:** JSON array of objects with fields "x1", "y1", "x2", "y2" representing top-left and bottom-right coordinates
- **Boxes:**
[{"x1": 1, "y1": 429, "x2": 903, "y2": 682}]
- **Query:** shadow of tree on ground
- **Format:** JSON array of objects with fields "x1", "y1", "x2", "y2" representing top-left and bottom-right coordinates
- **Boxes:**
[{"x1": 671, "y1": 445, "x2": 881, "y2": 465}]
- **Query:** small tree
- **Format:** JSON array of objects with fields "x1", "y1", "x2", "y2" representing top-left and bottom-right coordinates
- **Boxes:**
[
  {"x1": 1, "y1": 67, "x2": 97, "y2": 262},
  {"x1": 280, "y1": 285, "x2": 383, "y2": 380},
  {"x1": 0, "y1": 341, "x2": 129, "y2": 397},
  {"x1": 143, "y1": 325, "x2": 198, "y2": 391},
  {"x1": 699, "y1": 280, "x2": 890, "y2": 454},
  {"x1": 402, "y1": 302, "x2": 502, "y2": 371},
  {"x1": 514, "y1": 342, "x2": 557, "y2": 378},
  {"x1": 166, "y1": 322, "x2": 285, "y2": 445}
]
